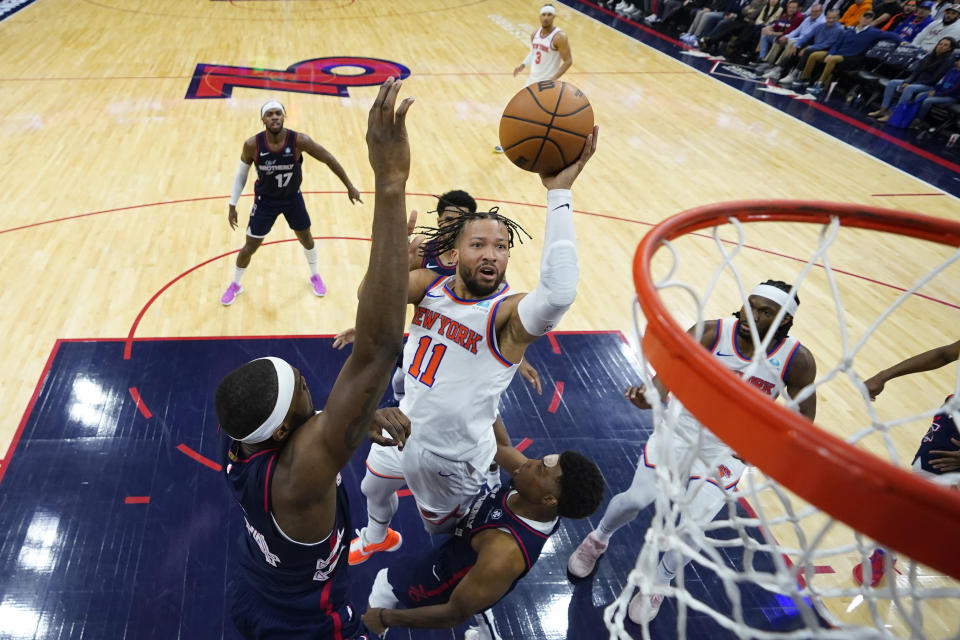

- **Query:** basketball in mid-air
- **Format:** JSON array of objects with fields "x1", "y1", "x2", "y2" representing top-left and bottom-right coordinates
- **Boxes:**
[{"x1": 498, "y1": 81, "x2": 594, "y2": 174}]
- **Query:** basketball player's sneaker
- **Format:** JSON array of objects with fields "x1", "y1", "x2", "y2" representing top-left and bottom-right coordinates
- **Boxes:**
[
  {"x1": 852, "y1": 548, "x2": 894, "y2": 587},
  {"x1": 494, "y1": 145, "x2": 504, "y2": 154},
  {"x1": 309, "y1": 274, "x2": 327, "y2": 297},
  {"x1": 567, "y1": 532, "x2": 608, "y2": 577},
  {"x1": 220, "y1": 282, "x2": 243, "y2": 306},
  {"x1": 486, "y1": 463, "x2": 502, "y2": 491},
  {"x1": 348, "y1": 527, "x2": 403, "y2": 565},
  {"x1": 463, "y1": 611, "x2": 502, "y2": 640},
  {"x1": 628, "y1": 590, "x2": 664, "y2": 624}
]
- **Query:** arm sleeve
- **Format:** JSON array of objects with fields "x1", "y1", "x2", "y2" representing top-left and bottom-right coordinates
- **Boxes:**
[
  {"x1": 522, "y1": 49, "x2": 534, "y2": 67},
  {"x1": 516, "y1": 190, "x2": 579, "y2": 336},
  {"x1": 229, "y1": 161, "x2": 252, "y2": 207}
]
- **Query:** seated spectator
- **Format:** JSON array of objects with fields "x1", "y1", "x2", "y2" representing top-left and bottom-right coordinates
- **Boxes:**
[
  {"x1": 868, "y1": 36, "x2": 958, "y2": 119},
  {"x1": 661, "y1": 0, "x2": 711, "y2": 34},
  {"x1": 872, "y1": 0, "x2": 910, "y2": 28},
  {"x1": 729, "y1": 0, "x2": 788, "y2": 60},
  {"x1": 795, "y1": 10, "x2": 903, "y2": 93},
  {"x1": 761, "y1": 3, "x2": 827, "y2": 79},
  {"x1": 896, "y1": 1, "x2": 936, "y2": 40},
  {"x1": 778, "y1": 9, "x2": 845, "y2": 85},
  {"x1": 681, "y1": 0, "x2": 749, "y2": 45},
  {"x1": 758, "y1": 1, "x2": 805, "y2": 59},
  {"x1": 910, "y1": 52, "x2": 960, "y2": 124},
  {"x1": 841, "y1": 0, "x2": 874, "y2": 26},
  {"x1": 698, "y1": 0, "x2": 769, "y2": 55},
  {"x1": 913, "y1": 3, "x2": 960, "y2": 50}
]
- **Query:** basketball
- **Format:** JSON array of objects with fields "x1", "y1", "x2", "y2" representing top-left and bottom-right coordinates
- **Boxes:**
[{"x1": 498, "y1": 81, "x2": 594, "y2": 174}]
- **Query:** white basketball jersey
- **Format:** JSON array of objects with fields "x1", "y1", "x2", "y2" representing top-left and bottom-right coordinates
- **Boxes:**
[
  {"x1": 526, "y1": 27, "x2": 565, "y2": 86},
  {"x1": 400, "y1": 276, "x2": 519, "y2": 468},
  {"x1": 673, "y1": 317, "x2": 801, "y2": 453}
]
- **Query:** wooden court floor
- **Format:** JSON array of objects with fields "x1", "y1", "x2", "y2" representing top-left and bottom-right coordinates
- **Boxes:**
[{"x1": 0, "y1": 0, "x2": 958, "y2": 636}]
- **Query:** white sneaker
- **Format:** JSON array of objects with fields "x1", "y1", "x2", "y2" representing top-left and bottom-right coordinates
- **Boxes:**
[
  {"x1": 628, "y1": 590, "x2": 665, "y2": 624},
  {"x1": 762, "y1": 65, "x2": 782, "y2": 79},
  {"x1": 464, "y1": 611, "x2": 501, "y2": 640},
  {"x1": 644, "y1": 13, "x2": 660, "y2": 23},
  {"x1": 567, "y1": 532, "x2": 608, "y2": 578},
  {"x1": 778, "y1": 73, "x2": 795, "y2": 87},
  {"x1": 615, "y1": 1, "x2": 628, "y2": 10}
]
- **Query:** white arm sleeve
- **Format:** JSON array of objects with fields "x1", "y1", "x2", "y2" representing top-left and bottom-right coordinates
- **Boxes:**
[
  {"x1": 522, "y1": 49, "x2": 534, "y2": 67},
  {"x1": 516, "y1": 189, "x2": 579, "y2": 336},
  {"x1": 229, "y1": 161, "x2": 252, "y2": 206}
]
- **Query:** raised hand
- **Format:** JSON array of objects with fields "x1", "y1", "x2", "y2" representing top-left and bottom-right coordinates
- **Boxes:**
[
  {"x1": 366, "y1": 78, "x2": 415, "y2": 186},
  {"x1": 540, "y1": 125, "x2": 599, "y2": 190},
  {"x1": 368, "y1": 407, "x2": 412, "y2": 450}
]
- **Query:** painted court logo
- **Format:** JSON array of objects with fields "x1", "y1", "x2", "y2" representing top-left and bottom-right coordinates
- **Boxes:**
[{"x1": 185, "y1": 56, "x2": 411, "y2": 100}]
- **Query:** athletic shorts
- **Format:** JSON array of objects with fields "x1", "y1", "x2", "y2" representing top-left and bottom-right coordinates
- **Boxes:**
[
  {"x1": 401, "y1": 437, "x2": 486, "y2": 531},
  {"x1": 247, "y1": 191, "x2": 311, "y2": 238},
  {"x1": 642, "y1": 430, "x2": 746, "y2": 492}
]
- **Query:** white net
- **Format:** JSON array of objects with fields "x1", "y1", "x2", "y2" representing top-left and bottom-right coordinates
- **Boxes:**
[{"x1": 606, "y1": 209, "x2": 960, "y2": 640}]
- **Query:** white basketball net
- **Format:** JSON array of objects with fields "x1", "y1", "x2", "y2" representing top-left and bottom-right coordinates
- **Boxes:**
[{"x1": 607, "y1": 214, "x2": 960, "y2": 639}]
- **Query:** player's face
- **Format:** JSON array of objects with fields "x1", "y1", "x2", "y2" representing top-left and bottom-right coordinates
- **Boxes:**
[
  {"x1": 512, "y1": 456, "x2": 562, "y2": 505},
  {"x1": 540, "y1": 11, "x2": 555, "y2": 28},
  {"x1": 281, "y1": 368, "x2": 315, "y2": 435},
  {"x1": 262, "y1": 108, "x2": 284, "y2": 134},
  {"x1": 456, "y1": 219, "x2": 509, "y2": 297},
  {"x1": 438, "y1": 205, "x2": 469, "y2": 228},
  {"x1": 738, "y1": 295, "x2": 789, "y2": 341}
]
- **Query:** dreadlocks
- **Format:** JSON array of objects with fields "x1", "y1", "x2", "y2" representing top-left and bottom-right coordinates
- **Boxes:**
[
  {"x1": 414, "y1": 207, "x2": 532, "y2": 258},
  {"x1": 733, "y1": 279, "x2": 799, "y2": 344}
]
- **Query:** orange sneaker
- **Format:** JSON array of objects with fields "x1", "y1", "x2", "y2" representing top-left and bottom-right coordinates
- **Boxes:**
[{"x1": 348, "y1": 527, "x2": 403, "y2": 565}]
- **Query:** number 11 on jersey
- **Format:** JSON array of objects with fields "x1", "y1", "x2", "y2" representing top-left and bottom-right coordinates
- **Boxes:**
[{"x1": 407, "y1": 336, "x2": 447, "y2": 387}]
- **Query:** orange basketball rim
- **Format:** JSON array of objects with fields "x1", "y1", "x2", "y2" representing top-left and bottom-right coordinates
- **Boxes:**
[{"x1": 633, "y1": 200, "x2": 960, "y2": 580}]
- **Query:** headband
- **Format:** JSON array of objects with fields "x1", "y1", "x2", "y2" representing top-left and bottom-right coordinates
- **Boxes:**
[
  {"x1": 540, "y1": 5, "x2": 556, "y2": 15},
  {"x1": 260, "y1": 100, "x2": 285, "y2": 118},
  {"x1": 750, "y1": 284, "x2": 798, "y2": 317},
  {"x1": 239, "y1": 357, "x2": 296, "y2": 443}
]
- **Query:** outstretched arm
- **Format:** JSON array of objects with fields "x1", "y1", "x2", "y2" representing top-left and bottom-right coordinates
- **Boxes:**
[
  {"x1": 865, "y1": 340, "x2": 960, "y2": 400},
  {"x1": 298, "y1": 132, "x2": 363, "y2": 204},
  {"x1": 363, "y1": 532, "x2": 524, "y2": 632},
  {"x1": 498, "y1": 127, "x2": 599, "y2": 363}
]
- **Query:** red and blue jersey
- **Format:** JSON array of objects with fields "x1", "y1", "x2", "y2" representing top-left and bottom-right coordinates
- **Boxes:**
[
  {"x1": 387, "y1": 485, "x2": 558, "y2": 608},
  {"x1": 223, "y1": 438, "x2": 362, "y2": 638},
  {"x1": 419, "y1": 238, "x2": 457, "y2": 277},
  {"x1": 913, "y1": 395, "x2": 959, "y2": 474},
  {"x1": 254, "y1": 129, "x2": 303, "y2": 201}
]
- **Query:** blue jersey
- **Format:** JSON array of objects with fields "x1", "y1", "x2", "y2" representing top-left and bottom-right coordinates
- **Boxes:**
[
  {"x1": 387, "y1": 485, "x2": 559, "y2": 608},
  {"x1": 254, "y1": 129, "x2": 303, "y2": 201},
  {"x1": 419, "y1": 238, "x2": 457, "y2": 277},
  {"x1": 223, "y1": 439, "x2": 363, "y2": 639},
  {"x1": 913, "y1": 395, "x2": 960, "y2": 474}
]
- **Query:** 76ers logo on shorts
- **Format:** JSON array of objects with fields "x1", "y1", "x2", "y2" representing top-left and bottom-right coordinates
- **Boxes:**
[{"x1": 185, "y1": 56, "x2": 411, "y2": 100}]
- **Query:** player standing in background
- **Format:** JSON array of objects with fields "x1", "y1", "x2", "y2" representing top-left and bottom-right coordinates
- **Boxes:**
[
  {"x1": 851, "y1": 339, "x2": 960, "y2": 586},
  {"x1": 567, "y1": 281, "x2": 817, "y2": 624},
  {"x1": 214, "y1": 79, "x2": 412, "y2": 639},
  {"x1": 495, "y1": 4, "x2": 574, "y2": 153},
  {"x1": 221, "y1": 100, "x2": 363, "y2": 305}
]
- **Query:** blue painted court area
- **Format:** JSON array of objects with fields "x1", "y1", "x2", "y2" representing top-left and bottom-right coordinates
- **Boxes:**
[{"x1": 0, "y1": 334, "x2": 823, "y2": 638}]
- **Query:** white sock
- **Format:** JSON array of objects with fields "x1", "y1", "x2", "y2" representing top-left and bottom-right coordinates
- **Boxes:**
[
  {"x1": 304, "y1": 245, "x2": 319, "y2": 276},
  {"x1": 233, "y1": 266, "x2": 246, "y2": 285},
  {"x1": 366, "y1": 516, "x2": 390, "y2": 545}
]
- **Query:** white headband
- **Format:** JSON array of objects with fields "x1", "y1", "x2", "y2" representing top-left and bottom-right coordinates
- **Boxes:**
[
  {"x1": 260, "y1": 100, "x2": 285, "y2": 118},
  {"x1": 239, "y1": 357, "x2": 296, "y2": 444},
  {"x1": 750, "y1": 284, "x2": 799, "y2": 317},
  {"x1": 540, "y1": 5, "x2": 556, "y2": 15}
]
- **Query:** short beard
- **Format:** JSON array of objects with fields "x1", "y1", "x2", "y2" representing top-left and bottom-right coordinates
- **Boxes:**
[{"x1": 460, "y1": 263, "x2": 505, "y2": 297}]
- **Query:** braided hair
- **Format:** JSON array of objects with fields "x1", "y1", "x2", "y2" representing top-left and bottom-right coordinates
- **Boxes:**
[
  {"x1": 413, "y1": 207, "x2": 532, "y2": 258},
  {"x1": 733, "y1": 279, "x2": 799, "y2": 344}
]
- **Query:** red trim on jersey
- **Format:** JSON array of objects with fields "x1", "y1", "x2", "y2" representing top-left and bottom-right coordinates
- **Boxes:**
[
  {"x1": 472, "y1": 522, "x2": 534, "y2": 568},
  {"x1": 419, "y1": 504, "x2": 462, "y2": 526},
  {"x1": 486, "y1": 297, "x2": 516, "y2": 367},
  {"x1": 264, "y1": 453, "x2": 277, "y2": 514},
  {"x1": 232, "y1": 447, "x2": 280, "y2": 463},
  {"x1": 501, "y1": 490, "x2": 550, "y2": 539},
  {"x1": 319, "y1": 580, "x2": 332, "y2": 610},
  {"x1": 365, "y1": 459, "x2": 404, "y2": 480},
  {"x1": 409, "y1": 565, "x2": 475, "y2": 603},
  {"x1": 706, "y1": 324, "x2": 721, "y2": 353}
]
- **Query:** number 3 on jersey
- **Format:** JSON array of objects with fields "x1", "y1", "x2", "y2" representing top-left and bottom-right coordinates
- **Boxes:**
[{"x1": 407, "y1": 336, "x2": 447, "y2": 387}]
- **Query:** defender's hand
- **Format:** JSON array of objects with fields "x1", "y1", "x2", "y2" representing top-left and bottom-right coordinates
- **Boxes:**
[
  {"x1": 366, "y1": 78, "x2": 415, "y2": 185},
  {"x1": 228, "y1": 205, "x2": 238, "y2": 231},
  {"x1": 368, "y1": 407, "x2": 412, "y2": 450},
  {"x1": 625, "y1": 385, "x2": 653, "y2": 410},
  {"x1": 332, "y1": 328, "x2": 356, "y2": 350},
  {"x1": 347, "y1": 185, "x2": 363, "y2": 204}
]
